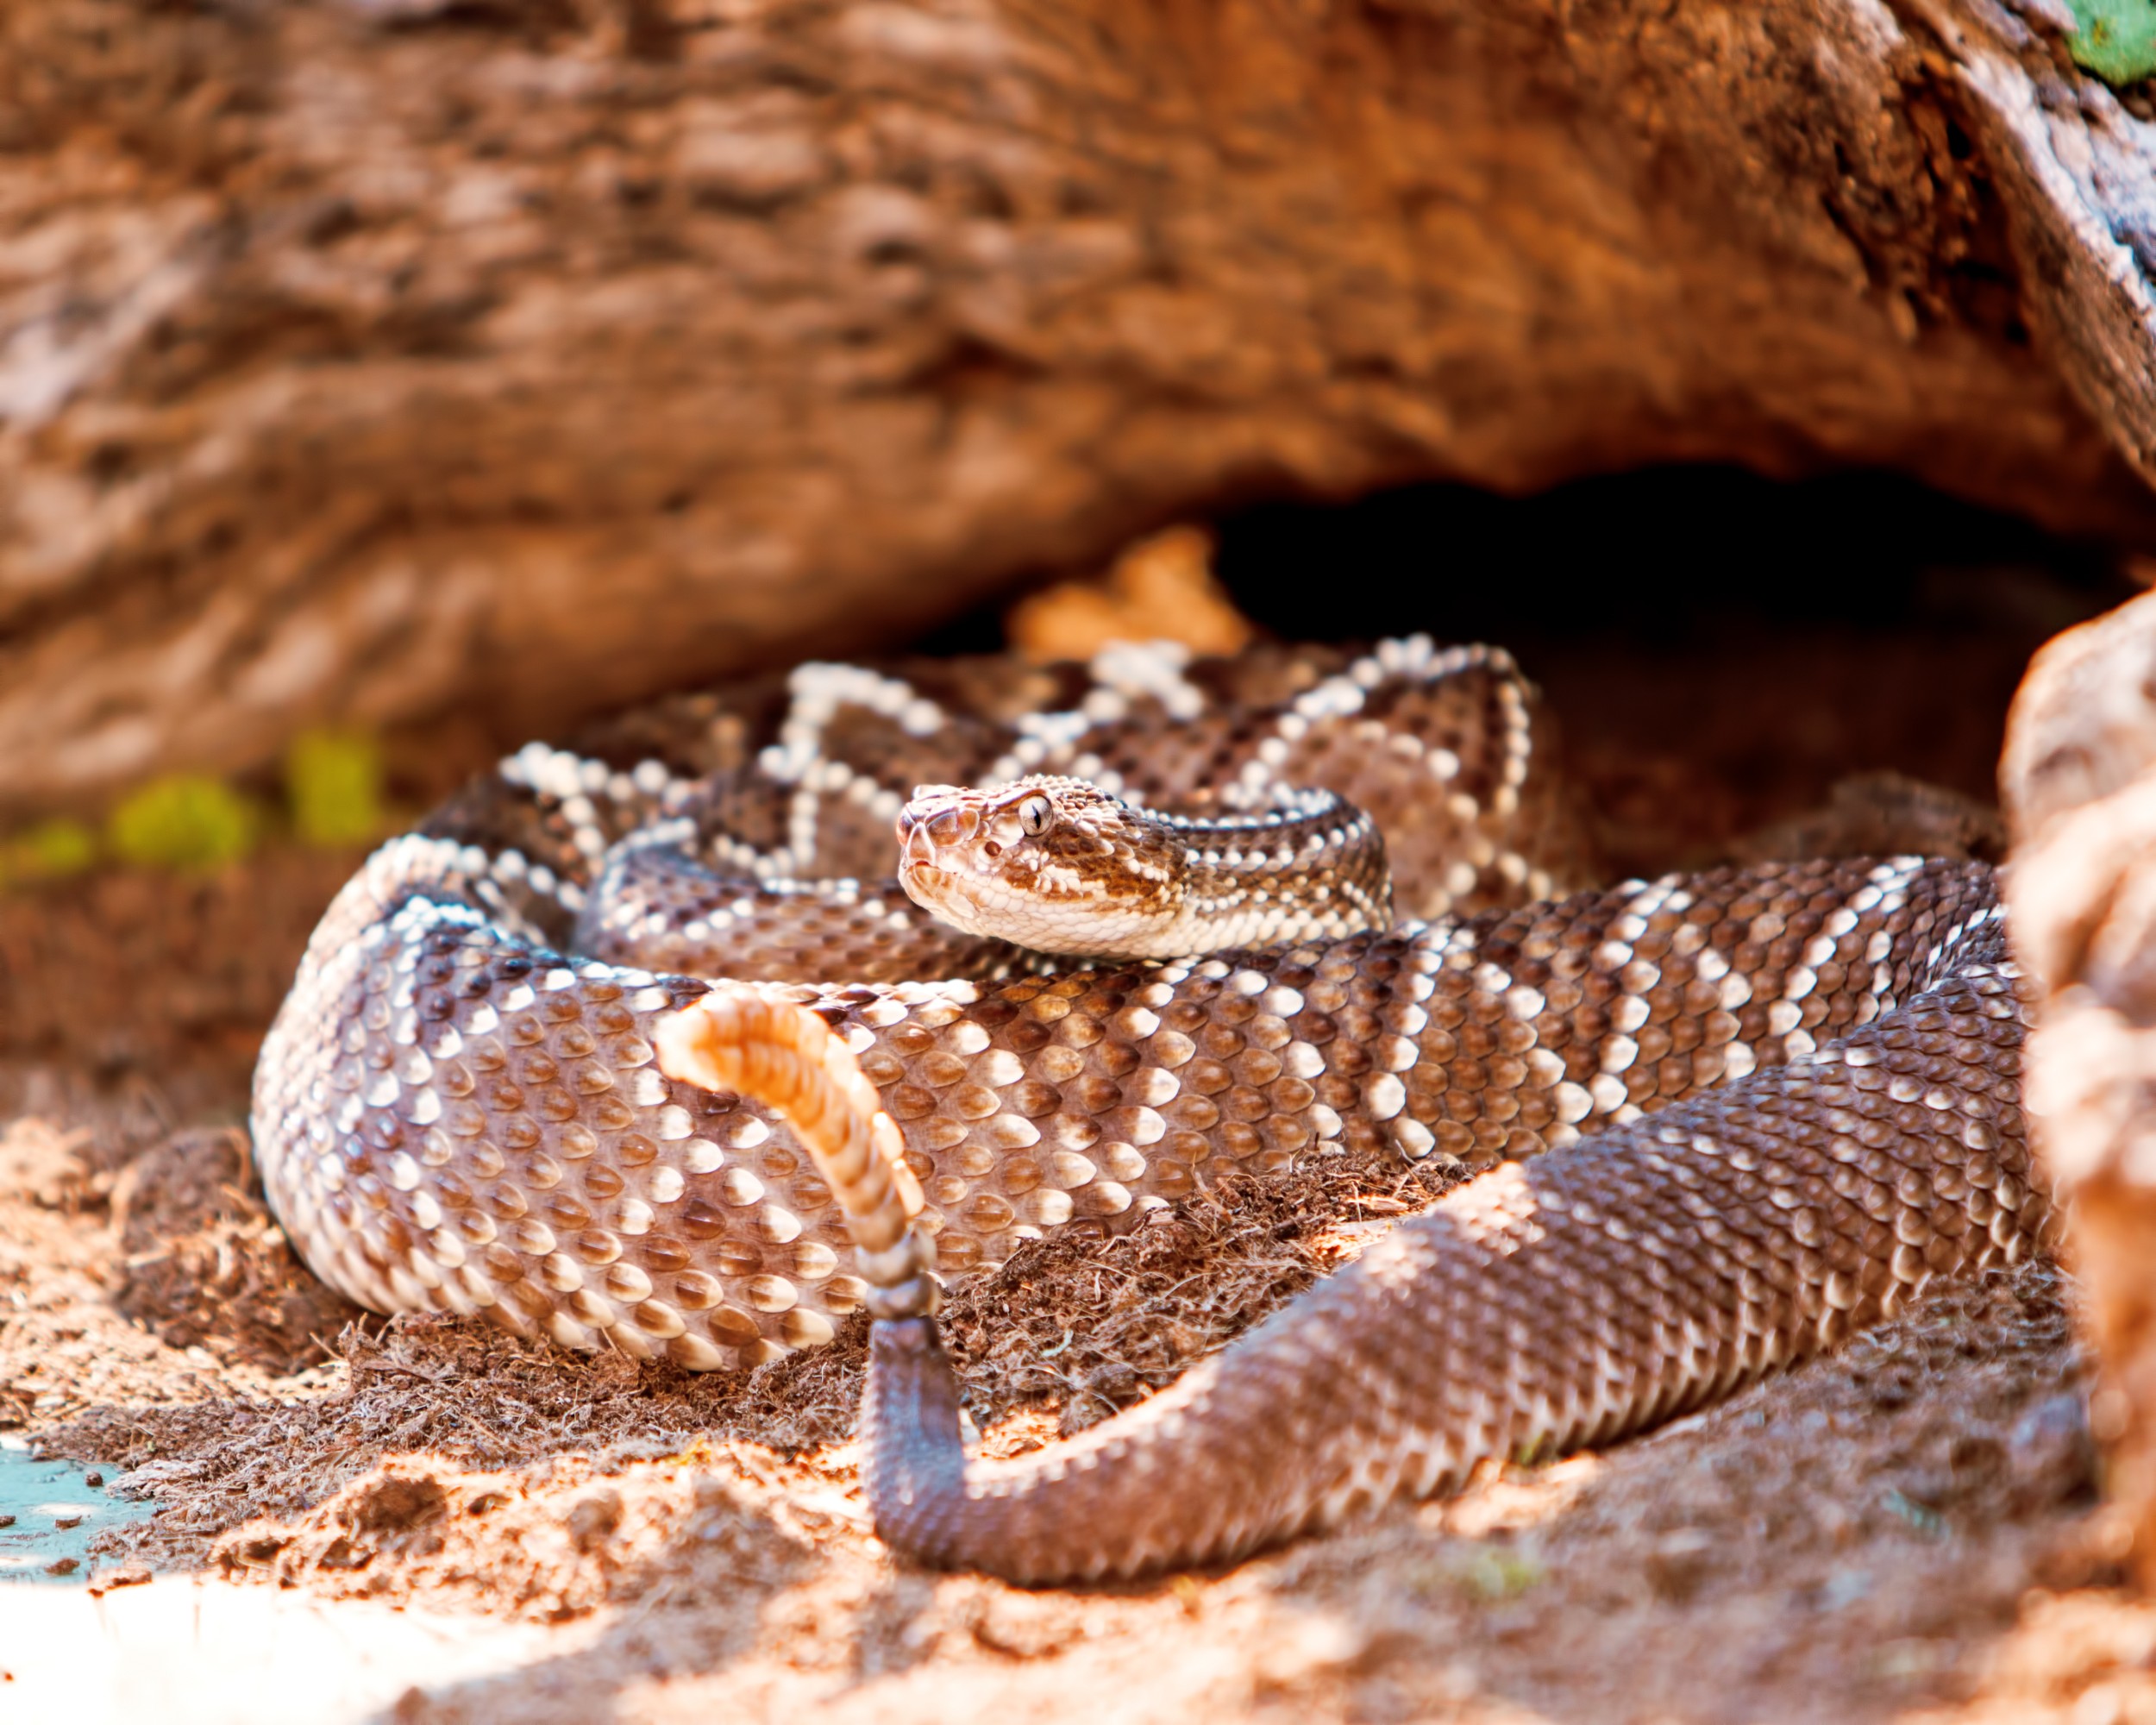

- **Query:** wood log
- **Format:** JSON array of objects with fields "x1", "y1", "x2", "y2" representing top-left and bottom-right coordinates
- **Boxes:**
[
  {"x1": 7, "y1": 0, "x2": 2156, "y2": 814},
  {"x1": 2004, "y1": 588, "x2": 2156, "y2": 1584}
]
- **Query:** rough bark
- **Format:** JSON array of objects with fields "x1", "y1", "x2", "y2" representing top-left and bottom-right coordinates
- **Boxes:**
[
  {"x1": 9, "y1": 0, "x2": 2156, "y2": 813},
  {"x1": 2003, "y1": 588, "x2": 2156, "y2": 1584}
]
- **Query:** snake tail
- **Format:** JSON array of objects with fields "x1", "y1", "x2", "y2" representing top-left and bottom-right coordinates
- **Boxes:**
[
  {"x1": 654, "y1": 993, "x2": 940, "y2": 1311},
  {"x1": 850, "y1": 918, "x2": 2050, "y2": 1584}
]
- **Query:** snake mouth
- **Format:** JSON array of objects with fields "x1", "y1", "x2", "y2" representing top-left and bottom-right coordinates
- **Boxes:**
[
  {"x1": 899, "y1": 843, "x2": 1009, "y2": 942},
  {"x1": 901, "y1": 862, "x2": 991, "y2": 935},
  {"x1": 901, "y1": 856, "x2": 949, "y2": 899},
  {"x1": 897, "y1": 825, "x2": 971, "y2": 924}
]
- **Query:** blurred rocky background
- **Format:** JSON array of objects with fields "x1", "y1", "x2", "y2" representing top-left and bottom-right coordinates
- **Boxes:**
[{"x1": 13, "y1": 0, "x2": 2156, "y2": 820}]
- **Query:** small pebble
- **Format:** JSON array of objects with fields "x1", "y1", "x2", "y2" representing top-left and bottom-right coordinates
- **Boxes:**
[
  {"x1": 85, "y1": 1471, "x2": 103, "y2": 1488},
  {"x1": 1643, "y1": 1528, "x2": 1716, "y2": 1603},
  {"x1": 1817, "y1": 1568, "x2": 1872, "y2": 1611},
  {"x1": 53, "y1": 1514, "x2": 83, "y2": 1531},
  {"x1": 567, "y1": 1490, "x2": 623, "y2": 1552},
  {"x1": 87, "y1": 1565, "x2": 151, "y2": 1597},
  {"x1": 43, "y1": 1558, "x2": 78, "y2": 1577},
  {"x1": 2011, "y1": 1392, "x2": 2096, "y2": 1509},
  {"x1": 0, "y1": 1514, "x2": 15, "y2": 1528}
]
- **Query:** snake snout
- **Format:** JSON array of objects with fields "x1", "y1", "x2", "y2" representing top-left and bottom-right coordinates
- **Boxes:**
[
  {"x1": 897, "y1": 808, "x2": 968, "y2": 912},
  {"x1": 925, "y1": 807, "x2": 972, "y2": 848},
  {"x1": 895, "y1": 785, "x2": 975, "y2": 849}
]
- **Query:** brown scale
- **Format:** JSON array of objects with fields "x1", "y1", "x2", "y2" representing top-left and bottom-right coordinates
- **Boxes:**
[
  {"x1": 784, "y1": 706, "x2": 1007, "y2": 881},
  {"x1": 423, "y1": 644, "x2": 1598, "y2": 919},
  {"x1": 576, "y1": 843, "x2": 1020, "y2": 985},
  {"x1": 1386, "y1": 857, "x2": 2002, "y2": 1170},
  {"x1": 1066, "y1": 658, "x2": 1586, "y2": 921},
  {"x1": 565, "y1": 685, "x2": 771, "y2": 784},
  {"x1": 864, "y1": 656, "x2": 1091, "y2": 731},
  {"x1": 404, "y1": 644, "x2": 1601, "y2": 1067},
  {"x1": 256, "y1": 817, "x2": 2004, "y2": 1375},
  {"x1": 893, "y1": 643, "x2": 1351, "y2": 731},
  {"x1": 413, "y1": 784, "x2": 599, "y2": 948},
  {"x1": 862, "y1": 919, "x2": 2046, "y2": 1582}
]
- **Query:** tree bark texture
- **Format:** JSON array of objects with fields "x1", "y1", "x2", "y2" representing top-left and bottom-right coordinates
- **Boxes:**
[
  {"x1": 2003, "y1": 588, "x2": 2156, "y2": 1584},
  {"x1": 9, "y1": 0, "x2": 2156, "y2": 814}
]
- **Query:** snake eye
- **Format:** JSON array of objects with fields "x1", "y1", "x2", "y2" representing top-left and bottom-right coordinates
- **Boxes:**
[{"x1": 1018, "y1": 794, "x2": 1055, "y2": 837}]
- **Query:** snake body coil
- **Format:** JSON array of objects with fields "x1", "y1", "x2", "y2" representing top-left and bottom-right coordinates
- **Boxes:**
[{"x1": 251, "y1": 638, "x2": 2048, "y2": 1582}]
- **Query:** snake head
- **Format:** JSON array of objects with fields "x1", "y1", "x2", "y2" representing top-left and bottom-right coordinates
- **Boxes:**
[{"x1": 894, "y1": 775, "x2": 1192, "y2": 957}]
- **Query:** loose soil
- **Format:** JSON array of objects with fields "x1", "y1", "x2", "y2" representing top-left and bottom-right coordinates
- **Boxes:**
[{"x1": 5, "y1": 572, "x2": 2155, "y2": 1724}]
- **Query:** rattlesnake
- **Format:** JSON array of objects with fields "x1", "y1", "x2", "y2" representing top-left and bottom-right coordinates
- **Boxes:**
[{"x1": 252, "y1": 637, "x2": 2048, "y2": 1582}]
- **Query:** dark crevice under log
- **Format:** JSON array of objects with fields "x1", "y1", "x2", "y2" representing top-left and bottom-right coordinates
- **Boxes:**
[{"x1": 7, "y1": 0, "x2": 2156, "y2": 812}]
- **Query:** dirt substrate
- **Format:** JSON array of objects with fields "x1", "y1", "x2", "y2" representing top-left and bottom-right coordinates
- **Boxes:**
[
  {"x1": 0, "y1": 1096, "x2": 2133, "y2": 1725},
  {"x1": 9, "y1": 572, "x2": 2156, "y2": 1722}
]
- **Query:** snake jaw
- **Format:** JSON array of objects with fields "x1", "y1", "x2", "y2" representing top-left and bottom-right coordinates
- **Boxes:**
[{"x1": 895, "y1": 790, "x2": 988, "y2": 930}]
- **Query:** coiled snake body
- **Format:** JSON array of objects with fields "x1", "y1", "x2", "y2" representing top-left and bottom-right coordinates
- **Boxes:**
[{"x1": 253, "y1": 637, "x2": 2048, "y2": 1583}]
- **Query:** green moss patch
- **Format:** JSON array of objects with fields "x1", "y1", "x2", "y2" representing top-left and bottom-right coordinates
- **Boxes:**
[
  {"x1": 0, "y1": 819, "x2": 98, "y2": 886},
  {"x1": 285, "y1": 731, "x2": 386, "y2": 848},
  {"x1": 107, "y1": 776, "x2": 262, "y2": 872},
  {"x1": 2068, "y1": 0, "x2": 2156, "y2": 85}
]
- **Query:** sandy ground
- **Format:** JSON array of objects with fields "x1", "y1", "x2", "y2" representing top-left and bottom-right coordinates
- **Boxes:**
[{"x1": 8, "y1": 574, "x2": 2156, "y2": 1723}]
